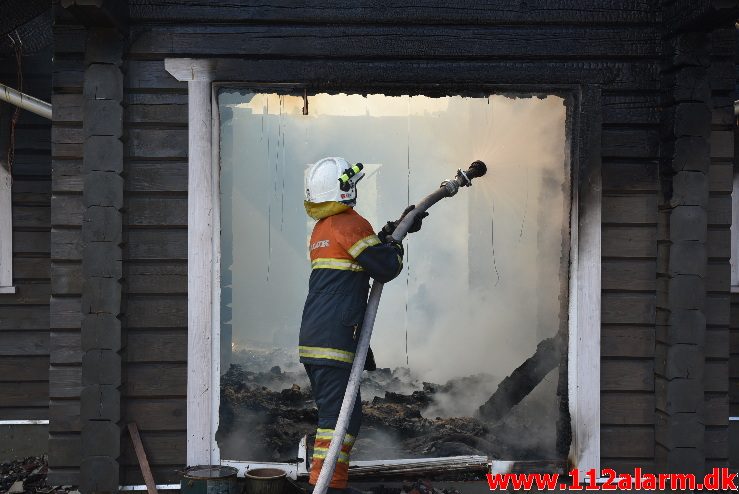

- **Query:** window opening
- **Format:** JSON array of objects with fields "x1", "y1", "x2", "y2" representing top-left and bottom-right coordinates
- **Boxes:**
[{"x1": 217, "y1": 91, "x2": 571, "y2": 469}]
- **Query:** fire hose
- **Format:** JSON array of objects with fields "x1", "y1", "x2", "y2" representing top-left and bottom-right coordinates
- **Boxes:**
[{"x1": 313, "y1": 160, "x2": 488, "y2": 494}]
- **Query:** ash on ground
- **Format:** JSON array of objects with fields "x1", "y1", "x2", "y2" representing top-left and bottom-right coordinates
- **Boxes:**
[{"x1": 217, "y1": 357, "x2": 559, "y2": 465}]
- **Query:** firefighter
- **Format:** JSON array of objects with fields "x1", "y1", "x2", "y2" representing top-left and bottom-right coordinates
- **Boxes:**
[{"x1": 300, "y1": 157, "x2": 426, "y2": 492}]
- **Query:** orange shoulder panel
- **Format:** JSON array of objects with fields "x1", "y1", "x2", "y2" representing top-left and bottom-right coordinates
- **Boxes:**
[{"x1": 308, "y1": 209, "x2": 375, "y2": 261}]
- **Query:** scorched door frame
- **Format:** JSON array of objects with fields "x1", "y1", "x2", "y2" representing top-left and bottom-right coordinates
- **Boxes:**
[{"x1": 165, "y1": 58, "x2": 602, "y2": 477}]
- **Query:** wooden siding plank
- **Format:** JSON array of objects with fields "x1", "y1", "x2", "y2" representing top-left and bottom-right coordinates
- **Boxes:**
[
  {"x1": 0, "y1": 407, "x2": 49, "y2": 420},
  {"x1": 49, "y1": 365, "x2": 82, "y2": 399},
  {"x1": 125, "y1": 162, "x2": 188, "y2": 192},
  {"x1": 129, "y1": 128, "x2": 187, "y2": 159},
  {"x1": 50, "y1": 331, "x2": 82, "y2": 365},
  {"x1": 0, "y1": 331, "x2": 48, "y2": 356},
  {"x1": 601, "y1": 326, "x2": 654, "y2": 358},
  {"x1": 602, "y1": 359, "x2": 654, "y2": 391},
  {"x1": 0, "y1": 356, "x2": 49, "y2": 382},
  {"x1": 124, "y1": 261, "x2": 187, "y2": 294},
  {"x1": 602, "y1": 293, "x2": 656, "y2": 325},
  {"x1": 49, "y1": 400, "x2": 81, "y2": 433},
  {"x1": 12, "y1": 206, "x2": 51, "y2": 229},
  {"x1": 0, "y1": 306, "x2": 49, "y2": 330},
  {"x1": 602, "y1": 194, "x2": 657, "y2": 225},
  {"x1": 125, "y1": 296, "x2": 187, "y2": 328},
  {"x1": 601, "y1": 392, "x2": 655, "y2": 425},
  {"x1": 127, "y1": 1, "x2": 659, "y2": 25},
  {"x1": 124, "y1": 363, "x2": 187, "y2": 397},
  {"x1": 601, "y1": 93, "x2": 659, "y2": 125},
  {"x1": 125, "y1": 330, "x2": 187, "y2": 363},
  {"x1": 601, "y1": 426, "x2": 654, "y2": 457},
  {"x1": 0, "y1": 283, "x2": 50, "y2": 305},
  {"x1": 602, "y1": 128, "x2": 659, "y2": 159},
  {"x1": 124, "y1": 399, "x2": 186, "y2": 431},
  {"x1": 126, "y1": 229, "x2": 187, "y2": 260},
  {"x1": 121, "y1": 430, "x2": 185, "y2": 467},
  {"x1": 13, "y1": 258, "x2": 51, "y2": 280},
  {"x1": 50, "y1": 297, "x2": 82, "y2": 329},
  {"x1": 602, "y1": 259, "x2": 655, "y2": 291},
  {"x1": 126, "y1": 196, "x2": 187, "y2": 226},
  {"x1": 0, "y1": 382, "x2": 49, "y2": 407},
  {"x1": 601, "y1": 161, "x2": 658, "y2": 193},
  {"x1": 602, "y1": 226, "x2": 656, "y2": 258},
  {"x1": 14, "y1": 231, "x2": 50, "y2": 255}
]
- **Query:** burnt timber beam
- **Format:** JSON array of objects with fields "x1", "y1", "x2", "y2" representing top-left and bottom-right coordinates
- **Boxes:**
[
  {"x1": 663, "y1": 0, "x2": 739, "y2": 33},
  {"x1": 60, "y1": 0, "x2": 128, "y2": 31}
]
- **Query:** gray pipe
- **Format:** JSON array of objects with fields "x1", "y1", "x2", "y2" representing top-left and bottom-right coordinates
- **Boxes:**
[
  {"x1": 313, "y1": 162, "x2": 487, "y2": 494},
  {"x1": 0, "y1": 82, "x2": 52, "y2": 120}
]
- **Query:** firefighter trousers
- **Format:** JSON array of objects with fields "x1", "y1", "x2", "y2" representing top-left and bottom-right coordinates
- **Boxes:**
[{"x1": 304, "y1": 363, "x2": 362, "y2": 490}]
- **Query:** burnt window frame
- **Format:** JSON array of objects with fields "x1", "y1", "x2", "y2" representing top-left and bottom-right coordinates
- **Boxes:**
[{"x1": 165, "y1": 58, "x2": 603, "y2": 478}]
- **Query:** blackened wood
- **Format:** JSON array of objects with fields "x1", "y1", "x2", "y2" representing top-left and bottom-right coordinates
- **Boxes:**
[
  {"x1": 601, "y1": 161, "x2": 658, "y2": 193},
  {"x1": 62, "y1": 0, "x2": 128, "y2": 31},
  {"x1": 476, "y1": 336, "x2": 559, "y2": 422},
  {"x1": 82, "y1": 349, "x2": 121, "y2": 386},
  {"x1": 128, "y1": 422, "x2": 159, "y2": 494},
  {"x1": 129, "y1": 25, "x2": 661, "y2": 60},
  {"x1": 14, "y1": 257, "x2": 51, "y2": 280},
  {"x1": 127, "y1": 0, "x2": 658, "y2": 25},
  {"x1": 82, "y1": 172, "x2": 123, "y2": 208}
]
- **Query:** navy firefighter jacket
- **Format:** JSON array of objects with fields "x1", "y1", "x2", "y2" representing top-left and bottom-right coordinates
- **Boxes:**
[{"x1": 299, "y1": 208, "x2": 403, "y2": 368}]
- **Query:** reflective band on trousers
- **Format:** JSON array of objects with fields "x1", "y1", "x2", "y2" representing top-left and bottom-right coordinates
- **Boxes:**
[
  {"x1": 313, "y1": 429, "x2": 355, "y2": 464},
  {"x1": 311, "y1": 258, "x2": 364, "y2": 272},
  {"x1": 347, "y1": 234, "x2": 381, "y2": 258},
  {"x1": 299, "y1": 345, "x2": 355, "y2": 364}
]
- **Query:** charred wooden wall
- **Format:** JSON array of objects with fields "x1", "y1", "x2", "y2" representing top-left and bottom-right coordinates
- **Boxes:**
[
  {"x1": 0, "y1": 47, "x2": 52, "y2": 448},
  {"x1": 43, "y1": 0, "x2": 736, "y2": 486}
]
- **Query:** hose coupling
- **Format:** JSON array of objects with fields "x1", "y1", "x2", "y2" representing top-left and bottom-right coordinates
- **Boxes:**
[{"x1": 441, "y1": 179, "x2": 459, "y2": 197}]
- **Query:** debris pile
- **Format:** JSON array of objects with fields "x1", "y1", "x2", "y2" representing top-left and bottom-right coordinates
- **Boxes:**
[
  {"x1": 218, "y1": 362, "x2": 559, "y2": 465},
  {"x1": 367, "y1": 479, "x2": 462, "y2": 494},
  {"x1": 0, "y1": 455, "x2": 74, "y2": 494}
]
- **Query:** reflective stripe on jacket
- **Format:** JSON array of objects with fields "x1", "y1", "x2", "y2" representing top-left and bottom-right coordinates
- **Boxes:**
[{"x1": 299, "y1": 208, "x2": 403, "y2": 368}]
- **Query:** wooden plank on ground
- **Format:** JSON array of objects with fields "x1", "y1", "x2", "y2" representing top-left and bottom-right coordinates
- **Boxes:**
[{"x1": 128, "y1": 423, "x2": 159, "y2": 494}]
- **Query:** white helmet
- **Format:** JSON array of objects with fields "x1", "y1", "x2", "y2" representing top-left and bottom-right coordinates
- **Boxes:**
[{"x1": 305, "y1": 157, "x2": 365, "y2": 205}]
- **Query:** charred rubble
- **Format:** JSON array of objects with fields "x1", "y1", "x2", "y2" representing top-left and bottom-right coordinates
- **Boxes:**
[{"x1": 217, "y1": 360, "x2": 559, "y2": 465}]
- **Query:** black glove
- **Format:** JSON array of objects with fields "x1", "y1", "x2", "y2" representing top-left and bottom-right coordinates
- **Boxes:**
[{"x1": 378, "y1": 205, "x2": 428, "y2": 242}]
